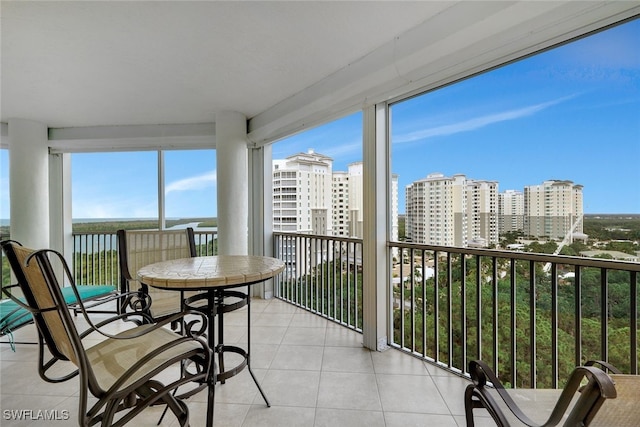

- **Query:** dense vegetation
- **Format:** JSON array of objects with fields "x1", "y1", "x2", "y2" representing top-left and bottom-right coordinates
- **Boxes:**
[{"x1": 391, "y1": 253, "x2": 637, "y2": 388}]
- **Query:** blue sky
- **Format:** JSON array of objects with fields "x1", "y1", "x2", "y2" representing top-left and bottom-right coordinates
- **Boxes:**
[{"x1": 1, "y1": 19, "x2": 638, "y2": 219}]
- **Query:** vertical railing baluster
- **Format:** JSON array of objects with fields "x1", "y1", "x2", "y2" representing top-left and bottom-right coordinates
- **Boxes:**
[
  {"x1": 601, "y1": 267, "x2": 609, "y2": 362},
  {"x1": 434, "y1": 249, "x2": 440, "y2": 364},
  {"x1": 551, "y1": 262, "x2": 558, "y2": 389},
  {"x1": 575, "y1": 265, "x2": 582, "y2": 368},
  {"x1": 410, "y1": 247, "x2": 415, "y2": 352},
  {"x1": 530, "y1": 260, "x2": 536, "y2": 388},
  {"x1": 460, "y1": 253, "x2": 467, "y2": 373},
  {"x1": 446, "y1": 252, "x2": 452, "y2": 367},
  {"x1": 422, "y1": 250, "x2": 427, "y2": 357},
  {"x1": 476, "y1": 255, "x2": 482, "y2": 364},
  {"x1": 631, "y1": 271, "x2": 637, "y2": 374},
  {"x1": 492, "y1": 257, "x2": 498, "y2": 374},
  {"x1": 510, "y1": 258, "x2": 516, "y2": 387}
]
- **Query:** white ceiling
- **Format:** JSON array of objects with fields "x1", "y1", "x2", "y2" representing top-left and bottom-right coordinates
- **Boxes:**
[{"x1": 2, "y1": 1, "x2": 639, "y2": 149}]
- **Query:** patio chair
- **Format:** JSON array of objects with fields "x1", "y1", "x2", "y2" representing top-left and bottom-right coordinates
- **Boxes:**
[
  {"x1": 464, "y1": 359, "x2": 619, "y2": 427},
  {"x1": 117, "y1": 228, "x2": 248, "y2": 331},
  {"x1": 117, "y1": 228, "x2": 201, "y2": 323},
  {"x1": 0, "y1": 239, "x2": 214, "y2": 426},
  {"x1": 1, "y1": 240, "x2": 119, "y2": 346}
]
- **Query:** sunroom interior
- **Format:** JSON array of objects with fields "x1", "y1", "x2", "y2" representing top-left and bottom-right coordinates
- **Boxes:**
[{"x1": 1, "y1": 1, "x2": 639, "y2": 426}]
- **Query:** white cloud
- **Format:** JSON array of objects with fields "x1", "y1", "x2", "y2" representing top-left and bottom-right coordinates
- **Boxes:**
[
  {"x1": 394, "y1": 95, "x2": 576, "y2": 144},
  {"x1": 165, "y1": 171, "x2": 216, "y2": 194}
]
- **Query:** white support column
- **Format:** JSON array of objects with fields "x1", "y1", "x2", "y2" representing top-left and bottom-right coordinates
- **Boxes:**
[
  {"x1": 8, "y1": 118, "x2": 50, "y2": 248},
  {"x1": 216, "y1": 111, "x2": 248, "y2": 255},
  {"x1": 248, "y1": 144, "x2": 274, "y2": 298},
  {"x1": 362, "y1": 104, "x2": 390, "y2": 351}
]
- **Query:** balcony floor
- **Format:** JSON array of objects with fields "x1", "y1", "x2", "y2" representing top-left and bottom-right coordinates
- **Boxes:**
[{"x1": 0, "y1": 297, "x2": 495, "y2": 427}]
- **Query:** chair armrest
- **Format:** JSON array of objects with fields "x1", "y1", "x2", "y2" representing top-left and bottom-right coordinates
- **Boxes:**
[
  {"x1": 584, "y1": 360, "x2": 622, "y2": 374},
  {"x1": 465, "y1": 360, "x2": 617, "y2": 427},
  {"x1": 80, "y1": 308, "x2": 208, "y2": 342}
]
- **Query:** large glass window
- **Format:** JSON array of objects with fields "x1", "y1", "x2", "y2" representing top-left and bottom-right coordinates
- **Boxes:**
[
  {"x1": 72, "y1": 151, "x2": 158, "y2": 221},
  {"x1": 164, "y1": 149, "x2": 216, "y2": 220},
  {"x1": 71, "y1": 149, "x2": 217, "y2": 228},
  {"x1": 391, "y1": 18, "x2": 640, "y2": 249},
  {"x1": 271, "y1": 112, "x2": 362, "y2": 236}
]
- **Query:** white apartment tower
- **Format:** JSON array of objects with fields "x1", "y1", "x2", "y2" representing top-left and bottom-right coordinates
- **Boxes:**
[
  {"x1": 405, "y1": 173, "x2": 498, "y2": 247},
  {"x1": 466, "y1": 179, "x2": 499, "y2": 247},
  {"x1": 331, "y1": 170, "x2": 350, "y2": 236},
  {"x1": 273, "y1": 149, "x2": 333, "y2": 234},
  {"x1": 524, "y1": 180, "x2": 584, "y2": 239},
  {"x1": 274, "y1": 151, "x2": 399, "y2": 241},
  {"x1": 498, "y1": 190, "x2": 525, "y2": 234}
]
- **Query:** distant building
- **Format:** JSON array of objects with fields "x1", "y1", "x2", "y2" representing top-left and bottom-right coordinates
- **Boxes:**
[
  {"x1": 580, "y1": 250, "x2": 638, "y2": 262},
  {"x1": 405, "y1": 173, "x2": 498, "y2": 247},
  {"x1": 273, "y1": 149, "x2": 399, "y2": 275},
  {"x1": 524, "y1": 180, "x2": 583, "y2": 240},
  {"x1": 273, "y1": 149, "x2": 332, "y2": 234},
  {"x1": 498, "y1": 190, "x2": 524, "y2": 234}
]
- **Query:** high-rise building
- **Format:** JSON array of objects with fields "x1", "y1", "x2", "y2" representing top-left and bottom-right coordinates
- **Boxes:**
[
  {"x1": 405, "y1": 173, "x2": 498, "y2": 247},
  {"x1": 524, "y1": 180, "x2": 583, "y2": 239},
  {"x1": 272, "y1": 149, "x2": 333, "y2": 234},
  {"x1": 498, "y1": 190, "x2": 525, "y2": 234}
]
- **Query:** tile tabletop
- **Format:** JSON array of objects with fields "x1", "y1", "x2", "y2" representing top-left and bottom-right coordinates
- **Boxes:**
[{"x1": 137, "y1": 255, "x2": 285, "y2": 290}]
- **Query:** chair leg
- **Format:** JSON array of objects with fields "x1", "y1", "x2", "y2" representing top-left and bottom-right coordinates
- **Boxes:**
[{"x1": 464, "y1": 385, "x2": 477, "y2": 427}]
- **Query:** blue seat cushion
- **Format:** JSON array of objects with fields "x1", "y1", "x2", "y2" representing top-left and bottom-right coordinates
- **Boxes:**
[
  {"x1": 0, "y1": 285, "x2": 116, "y2": 334},
  {"x1": 62, "y1": 285, "x2": 117, "y2": 305}
]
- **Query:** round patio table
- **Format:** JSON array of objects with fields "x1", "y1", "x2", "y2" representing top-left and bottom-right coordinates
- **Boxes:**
[{"x1": 138, "y1": 255, "x2": 285, "y2": 427}]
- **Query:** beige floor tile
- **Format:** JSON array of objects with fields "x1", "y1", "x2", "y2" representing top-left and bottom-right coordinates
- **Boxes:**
[
  {"x1": 321, "y1": 346, "x2": 374, "y2": 373},
  {"x1": 242, "y1": 405, "x2": 316, "y2": 427},
  {"x1": 281, "y1": 326, "x2": 326, "y2": 346},
  {"x1": 270, "y1": 345, "x2": 324, "y2": 371},
  {"x1": 314, "y1": 407, "x2": 386, "y2": 427},
  {"x1": 317, "y1": 372, "x2": 382, "y2": 411},
  {"x1": 257, "y1": 369, "x2": 320, "y2": 407},
  {"x1": 377, "y1": 373, "x2": 451, "y2": 414}
]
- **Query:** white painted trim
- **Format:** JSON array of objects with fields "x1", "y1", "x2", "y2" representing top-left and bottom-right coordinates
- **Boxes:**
[{"x1": 48, "y1": 123, "x2": 216, "y2": 153}]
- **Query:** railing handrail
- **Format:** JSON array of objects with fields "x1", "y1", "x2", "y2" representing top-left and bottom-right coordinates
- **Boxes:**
[
  {"x1": 274, "y1": 231, "x2": 363, "y2": 245},
  {"x1": 390, "y1": 241, "x2": 640, "y2": 271}
]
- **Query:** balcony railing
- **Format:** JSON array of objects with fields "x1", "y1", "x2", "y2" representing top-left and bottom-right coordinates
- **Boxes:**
[
  {"x1": 273, "y1": 232, "x2": 638, "y2": 388},
  {"x1": 5, "y1": 230, "x2": 638, "y2": 391},
  {"x1": 273, "y1": 232, "x2": 363, "y2": 332},
  {"x1": 71, "y1": 230, "x2": 217, "y2": 287}
]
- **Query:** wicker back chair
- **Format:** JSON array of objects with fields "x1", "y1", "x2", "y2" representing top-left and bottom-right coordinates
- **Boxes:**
[
  {"x1": 1, "y1": 240, "x2": 213, "y2": 427},
  {"x1": 117, "y1": 228, "x2": 199, "y2": 321}
]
